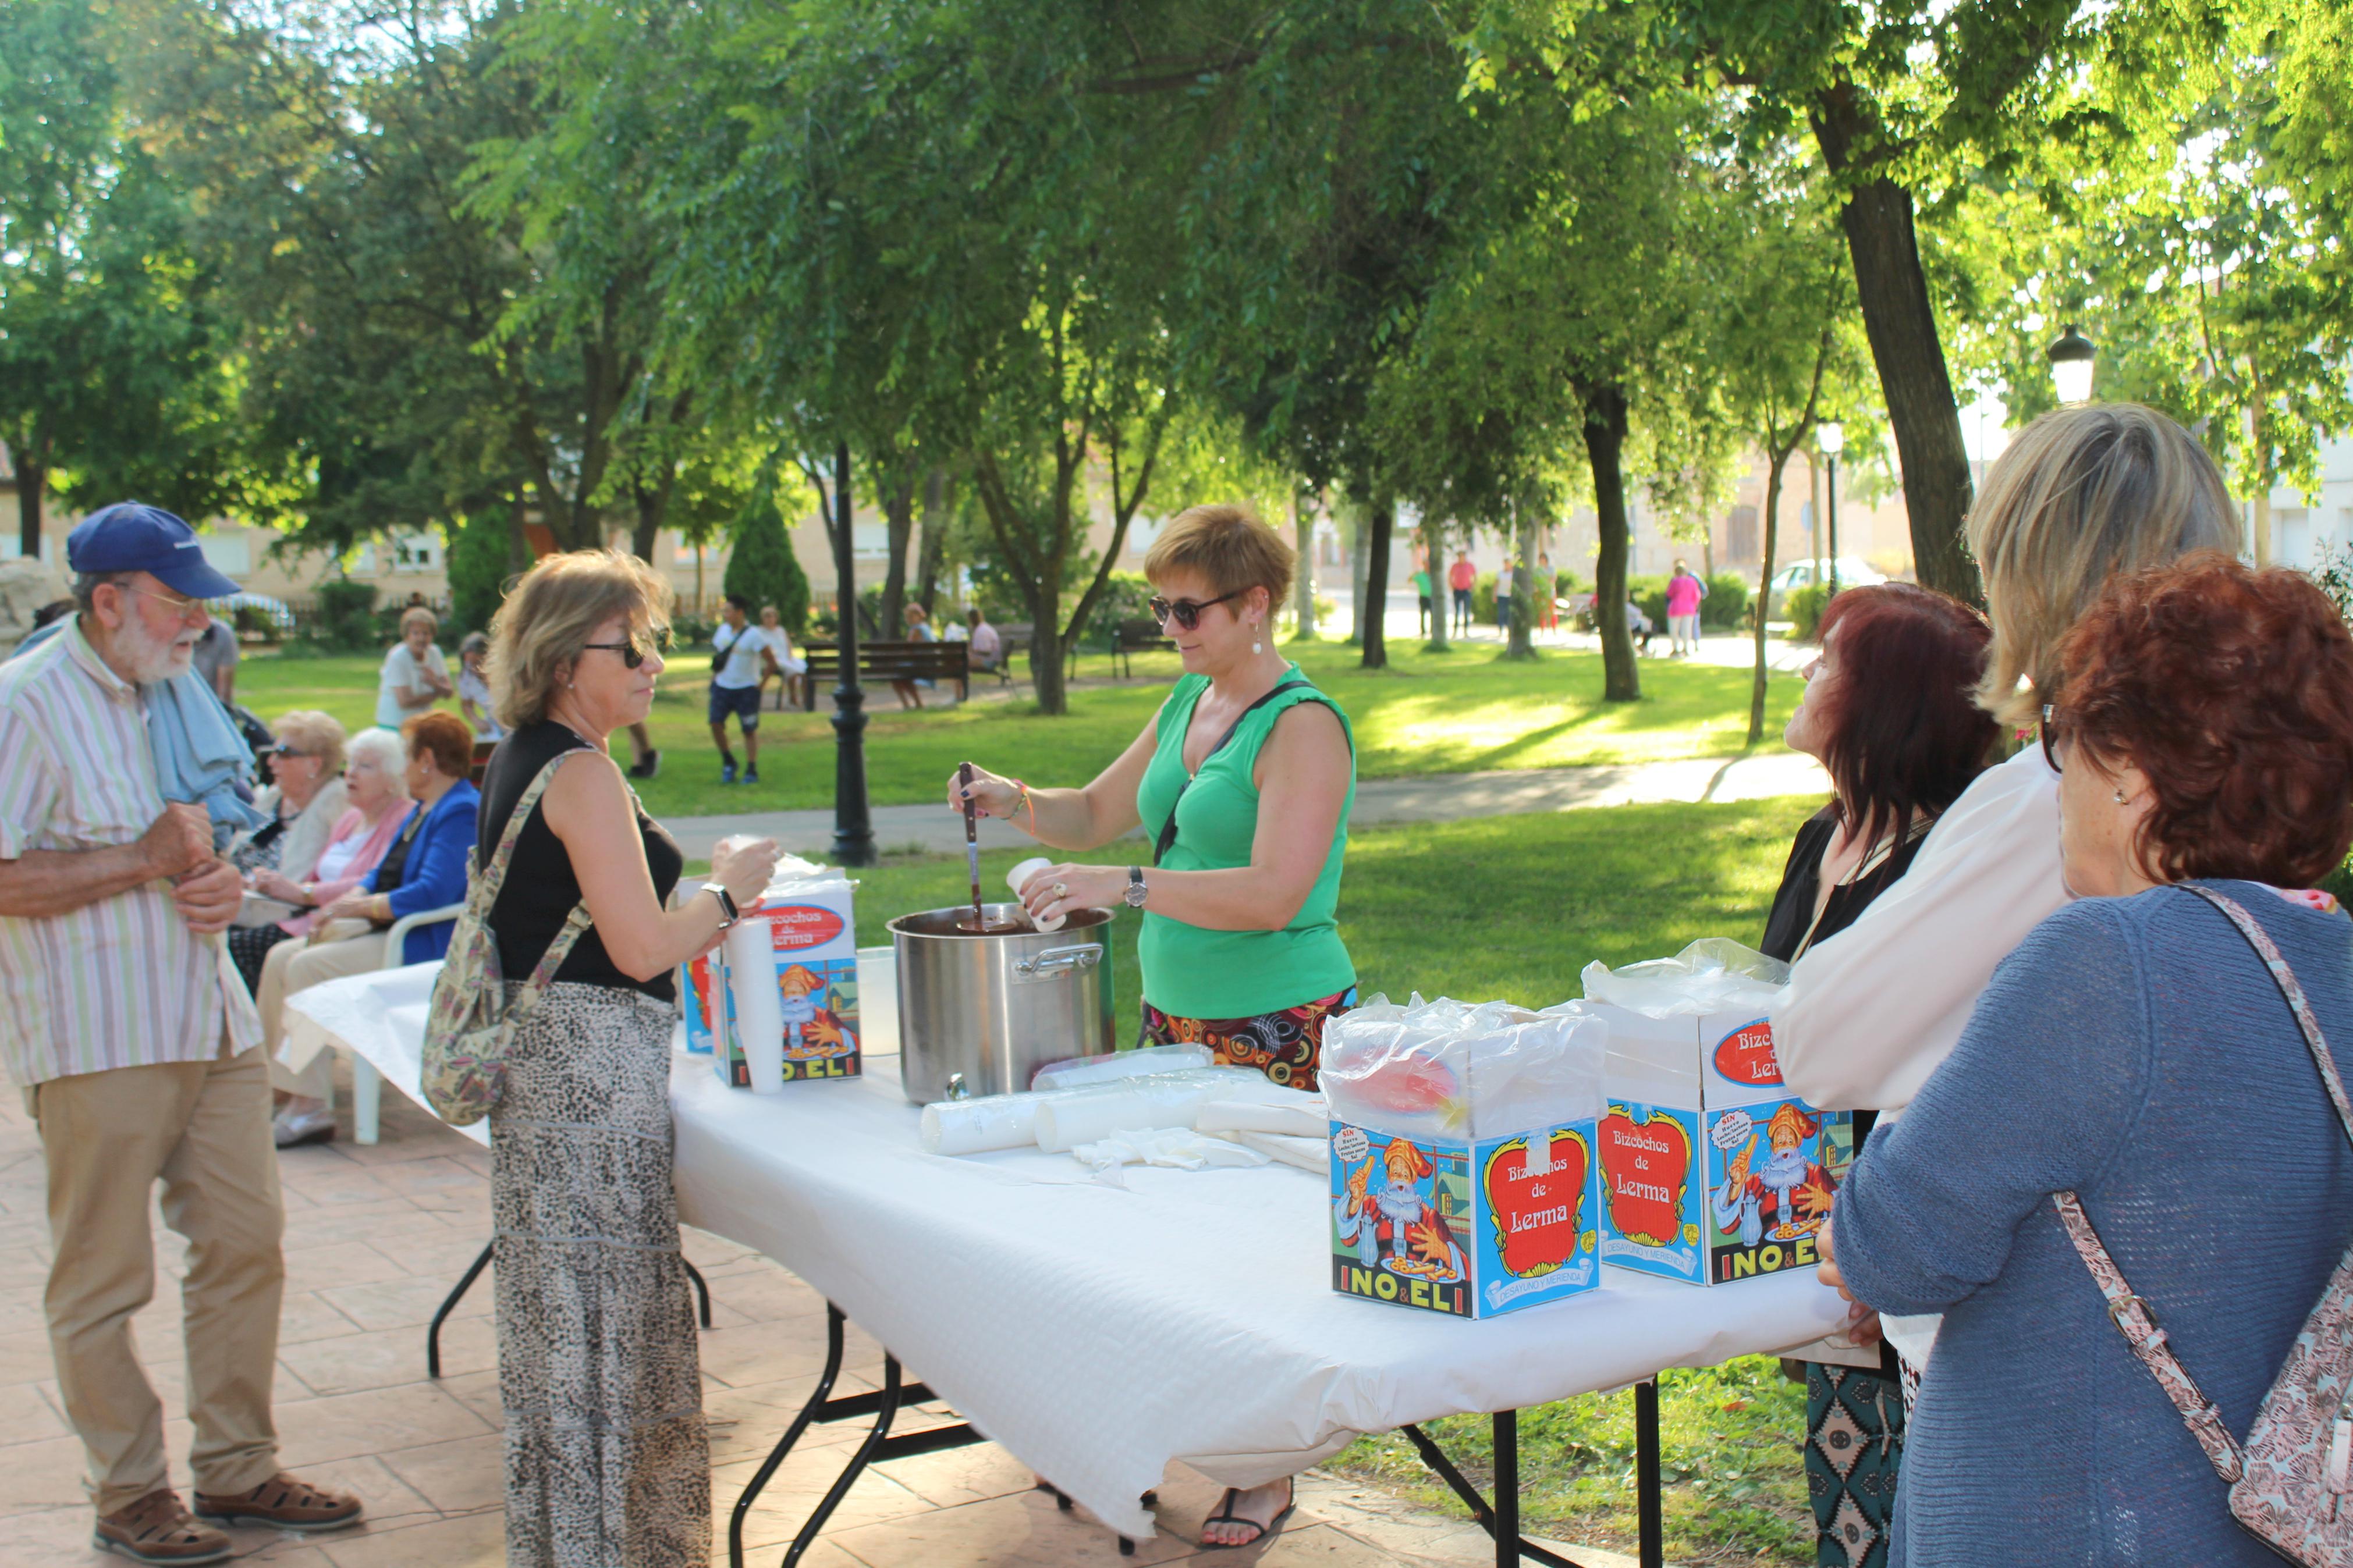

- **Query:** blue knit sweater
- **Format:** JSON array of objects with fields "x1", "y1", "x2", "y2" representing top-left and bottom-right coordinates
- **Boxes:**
[{"x1": 1835, "y1": 880, "x2": 2353, "y2": 1567}]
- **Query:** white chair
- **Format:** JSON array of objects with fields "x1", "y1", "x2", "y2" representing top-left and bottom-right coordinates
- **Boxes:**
[{"x1": 345, "y1": 902, "x2": 464, "y2": 1143}]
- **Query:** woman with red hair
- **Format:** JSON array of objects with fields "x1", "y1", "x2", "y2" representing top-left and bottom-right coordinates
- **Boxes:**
[
  {"x1": 1822, "y1": 556, "x2": 2353, "y2": 1565},
  {"x1": 1764, "y1": 582, "x2": 2000, "y2": 1566}
]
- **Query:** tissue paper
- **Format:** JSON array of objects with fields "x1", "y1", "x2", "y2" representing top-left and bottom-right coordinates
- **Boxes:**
[{"x1": 1031, "y1": 1043, "x2": 1213, "y2": 1093}]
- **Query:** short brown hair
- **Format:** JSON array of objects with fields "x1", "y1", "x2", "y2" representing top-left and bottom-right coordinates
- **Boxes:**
[
  {"x1": 1966, "y1": 404, "x2": 2236, "y2": 731},
  {"x1": 487, "y1": 549, "x2": 673, "y2": 731},
  {"x1": 399, "y1": 605, "x2": 439, "y2": 637},
  {"x1": 2055, "y1": 553, "x2": 2353, "y2": 887},
  {"x1": 1143, "y1": 504, "x2": 1294, "y2": 608},
  {"x1": 402, "y1": 709, "x2": 475, "y2": 781}
]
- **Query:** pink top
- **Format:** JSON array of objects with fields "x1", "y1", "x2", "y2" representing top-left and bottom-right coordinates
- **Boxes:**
[
  {"x1": 1665, "y1": 574, "x2": 1704, "y2": 616},
  {"x1": 1448, "y1": 560, "x2": 1476, "y2": 591},
  {"x1": 279, "y1": 800, "x2": 417, "y2": 937}
]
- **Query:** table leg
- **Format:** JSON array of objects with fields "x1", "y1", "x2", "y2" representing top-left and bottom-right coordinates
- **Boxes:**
[
  {"x1": 1493, "y1": 1411, "x2": 1520, "y2": 1568},
  {"x1": 1399, "y1": 1418, "x2": 1583, "y2": 1567},
  {"x1": 730, "y1": 1306, "x2": 846, "y2": 1568},
  {"x1": 1635, "y1": 1378, "x2": 1663, "y2": 1568},
  {"x1": 351, "y1": 1053, "x2": 381, "y2": 1144},
  {"x1": 686, "y1": 1257, "x2": 712, "y2": 1328},
  {"x1": 426, "y1": 1240, "x2": 494, "y2": 1379},
  {"x1": 783, "y1": 1355, "x2": 904, "y2": 1567}
]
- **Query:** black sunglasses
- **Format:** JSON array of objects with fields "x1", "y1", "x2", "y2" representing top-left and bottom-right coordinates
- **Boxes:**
[
  {"x1": 268, "y1": 744, "x2": 314, "y2": 759},
  {"x1": 1149, "y1": 590, "x2": 1242, "y2": 631},
  {"x1": 582, "y1": 633, "x2": 668, "y2": 670},
  {"x1": 2040, "y1": 703, "x2": 2062, "y2": 771}
]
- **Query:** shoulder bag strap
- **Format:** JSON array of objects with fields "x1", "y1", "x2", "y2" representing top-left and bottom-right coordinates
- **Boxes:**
[
  {"x1": 2054, "y1": 882, "x2": 2351, "y2": 1487},
  {"x1": 1153, "y1": 680, "x2": 1333, "y2": 866},
  {"x1": 484, "y1": 747, "x2": 598, "y2": 1015},
  {"x1": 471, "y1": 750, "x2": 577, "y2": 910}
]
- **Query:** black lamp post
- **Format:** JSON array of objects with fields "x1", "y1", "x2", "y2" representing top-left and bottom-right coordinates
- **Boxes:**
[
  {"x1": 1818, "y1": 421, "x2": 1844, "y2": 596},
  {"x1": 2047, "y1": 323, "x2": 2096, "y2": 406},
  {"x1": 828, "y1": 439, "x2": 877, "y2": 866}
]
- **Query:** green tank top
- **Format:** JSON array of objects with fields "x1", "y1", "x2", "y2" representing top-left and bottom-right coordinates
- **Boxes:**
[{"x1": 1133, "y1": 667, "x2": 1356, "y2": 1018}]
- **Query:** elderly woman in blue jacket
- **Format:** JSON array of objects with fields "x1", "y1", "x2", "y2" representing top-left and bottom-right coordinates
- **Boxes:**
[{"x1": 259, "y1": 709, "x2": 480, "y2": 1145}]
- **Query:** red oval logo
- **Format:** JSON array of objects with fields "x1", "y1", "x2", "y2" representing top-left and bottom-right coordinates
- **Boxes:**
[
  {"x1": 1710, "y1": 1019, "x2": 1783, "y2": 1086},
  {"x1": 758, "y1": 904, "x2": 847, "y2": 951}
]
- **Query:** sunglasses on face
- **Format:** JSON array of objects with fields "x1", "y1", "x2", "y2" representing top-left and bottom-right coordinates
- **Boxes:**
[
  {"x1": 2040, "y1": 704, "x2": 2063, "y2": 771},
  {"x1": 581, "y1": 632, "x2": 668, "y2": 670},
  {"x1": 1149, "y1": 590, "x2": 1242, "y2": 631},
  {"x1": 268, "y1": 745, "x2": 315, "y2": 759}
]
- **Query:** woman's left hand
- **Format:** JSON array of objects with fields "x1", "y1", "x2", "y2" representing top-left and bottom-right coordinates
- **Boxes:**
[
  {"x1": 317, "y1": 890, "x2": 376, "y2": 925},
  {"x1": 1016, "y1": 863, "x2": 1127, "y2": 925}
]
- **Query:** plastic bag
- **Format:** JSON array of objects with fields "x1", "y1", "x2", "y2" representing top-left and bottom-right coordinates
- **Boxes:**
[
  {"x1": 1578, "y1": 938, "x2": 1789, "y2": 1018},
  {"x1": 1322, "y1": 993, "x2": 1606, "y2": 1141}
]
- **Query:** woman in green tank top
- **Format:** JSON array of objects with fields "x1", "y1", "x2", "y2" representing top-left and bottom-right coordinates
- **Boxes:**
[{"x1": 951, "y1": 505, "x2": 1351, "y2": 1544}]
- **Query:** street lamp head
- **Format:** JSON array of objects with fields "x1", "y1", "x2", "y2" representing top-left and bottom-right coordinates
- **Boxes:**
[
  {"x1": 1817, "y1": 421, "x2": 1845, "y2": 458},
  {"x1": 2047, "y1": 323, "x2": 2096, "y2": 406}
]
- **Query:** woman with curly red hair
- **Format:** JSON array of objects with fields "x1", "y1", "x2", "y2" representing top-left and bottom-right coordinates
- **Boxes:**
[{"x1": 1820, "y1": 554, "x2": 2353, "y2": 1566}]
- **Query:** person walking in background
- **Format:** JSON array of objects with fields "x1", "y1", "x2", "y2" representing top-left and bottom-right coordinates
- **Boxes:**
[
  {"x1": 0, "y1": 503, "x2": 363, "y2": 1564},
  {"x1": 1448, "y1": 550, "x2": 1475, "y2": 637},
  {"x1": 1761, "y1": 584, "x2": 2000, "y2": 1568},
  {"x1": 1494, "y1": 560, "x2": 1514, "y2": 633},
  {"x1": 190, "y1": 617, "x2": 238, "y2": 705},
  {"x1": 1411, "y1": 560, "x2": 1432, "y2": 635},
  {"x1": 1665, "y1": 559, "x2": 1706, "y2": 657},
  {"x1": 1822, "y1": 555, "x2": 2353, "y2": 1566},
  {"x1": 891, "y1": 602, "x2": 942, "y2": 709},
  {"x1": 374, "y1": 606, "x2": 453, "y2": 729},
  {"x1": 457, "y1": 631, "x2": 504, "y2": 741},
  {"x1": 480, "y1": 549, "x2": 782, "y2": 1568},
  {"x1": 1536, "y1": 551, "x2": 1559, "y2": 634},
  {"x1": 707, "y1": 592, "x2": 772, "y2": 785}
]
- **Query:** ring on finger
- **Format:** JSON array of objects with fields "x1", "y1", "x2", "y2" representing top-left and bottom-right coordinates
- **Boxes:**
[{"x1": 1051, "y1": 881, "x2": 1069, "y2": 898}]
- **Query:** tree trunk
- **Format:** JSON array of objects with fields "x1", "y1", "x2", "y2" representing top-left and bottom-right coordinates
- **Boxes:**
[
  {"x1": 1506, "y1": 494, "x2": 1538, "y2": 659},
  {"x1": 1028, "y1": 613, "x2": 1069, "y2": 713},
  {"x1": 1422, "y1": 515, "x2": 1449, "y2": 651},
  {"x1": 1291, "y1": 492, "x2": 1316, "y2": 639},
  {"x1": 874, "y1": 456, "x2": 918, "y2": 642},
  {"x1": 1348, "y1": 506, "x2": 1371, "y2": 645},
  {"x1": 17, "y1": 454, "x2": 44, "y2": 564},
  {"x1": 1812, "y1": 87, "x2": 1982, "y2": 606},
  {"x1": 1362, "y1": 499, "x2": 1393, "y2": 670},
  {"x1": 1749, "y1": 447, "x2": 1791, "y2": 745},
  {"x1": 507, "y1": 492, "x2": 532, "y2": 574},
  {"x1": 1582, "y1": 382, "x2": 1640, "y2": 702},
  {"x1": 914, "y1": 466, "x2": 949, "y2": 617}
]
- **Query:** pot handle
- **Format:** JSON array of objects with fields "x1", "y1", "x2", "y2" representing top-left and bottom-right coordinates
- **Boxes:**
[{"x1": 1014, "y1": 943, "x2": 1104, "y2": 978}]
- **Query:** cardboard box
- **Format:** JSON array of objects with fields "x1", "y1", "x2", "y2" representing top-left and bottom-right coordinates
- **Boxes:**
[
  {"x1": 1328, "y1": 1119, "x2": 1602, "y2": 1318},
  {"x1": 709, "y1": 869, "x2": 864, "y2": 1087},
  {"x1": 1580, "y1": 1002, "x2": 1852, "y2": 1285}
]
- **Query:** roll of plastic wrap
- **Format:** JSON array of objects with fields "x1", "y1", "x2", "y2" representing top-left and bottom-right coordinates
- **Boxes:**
[
  {"x1": 919, "y1": 1094, "x2": 1041, "y2": 1155},
  {"x1": 1030, "y1": 1043, "x2": 1213, "y2": 1093},
  {"x1": 1231, "y1": 1130, "x2": 1329, "y2": 1172},
  {"x1": 1194, "y1": 1097, "x2": 1326, "y2": 1139},
  {"x1": 1006, "y1": 856, "x2": 1067, "y2": 933},
  {"x1": 723, "y1": 919, "x2": 786, "y2": 1095},
  {"x1": 1030, "y1": 1068, "x2": 1262, "y2": 1153}
]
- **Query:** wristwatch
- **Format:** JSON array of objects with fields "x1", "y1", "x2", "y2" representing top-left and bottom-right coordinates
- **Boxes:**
[
  {"x1": 1124, "y1": 866, "x2": 1149, "y2": 908},
  {"x1": 702, "y1": 882, "x2": 740, "y2": 929}
]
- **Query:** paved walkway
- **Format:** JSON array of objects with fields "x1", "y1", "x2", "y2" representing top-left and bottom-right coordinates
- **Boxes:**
[
  {"x1": 0, "y1": 1070, "x2": 1655, "y2": 1567},
  {"x1": 664, "y1": 750, "x2": 1829, "y2": 860}
]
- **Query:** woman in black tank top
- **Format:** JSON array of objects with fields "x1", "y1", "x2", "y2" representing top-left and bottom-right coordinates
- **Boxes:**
[{"x1": 476, "y1": 552, "x2": 780, "y2": 1568}]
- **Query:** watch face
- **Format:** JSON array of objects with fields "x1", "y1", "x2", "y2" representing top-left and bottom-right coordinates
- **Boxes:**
[{"x1": 1125, "y1": 879, "x2": 1148, "y2": 907}]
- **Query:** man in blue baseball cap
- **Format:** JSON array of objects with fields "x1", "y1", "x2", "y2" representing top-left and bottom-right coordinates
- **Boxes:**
[{"x1": 0, "y1": 501, "x2": 364, "y2": 1560}]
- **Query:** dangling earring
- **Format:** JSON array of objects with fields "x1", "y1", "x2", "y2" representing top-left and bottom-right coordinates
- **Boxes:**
[
  {"x1": 2112, "y1": 788, "x2": 2127, "y2": 805},
  {"x1": 1251, "y1": 620, "x2": 1262, "y2": 656}
]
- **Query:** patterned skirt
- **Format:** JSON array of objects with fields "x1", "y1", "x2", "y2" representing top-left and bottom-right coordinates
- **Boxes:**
[
  {"x1": 1806, "y1": 1360, "x2": 1906, "y2": 1568},
  {"x1": 1141, "y1": 987, "x2": 1356, "y2": 1091},
  {"x1": 491, "y1": 982, "x2": 709, "y2": 1568}
]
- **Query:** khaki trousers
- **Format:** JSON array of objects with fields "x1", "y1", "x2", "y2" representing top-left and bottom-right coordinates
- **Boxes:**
[
  {"x1": 27, "y1": 1044, "x2": 286, "y2": 1514},
  {"x1": 257, "y1": 923, "x2": 387, "y2": 1100}
]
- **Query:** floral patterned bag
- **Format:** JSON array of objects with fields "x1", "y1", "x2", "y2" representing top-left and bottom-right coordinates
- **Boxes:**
[
  {"x1": 2054, "y1": 884, "x2": 2353, "y2": 1566},
  {"x1": 419, "y1": 753, "x2": 592, "y2": 1127}
]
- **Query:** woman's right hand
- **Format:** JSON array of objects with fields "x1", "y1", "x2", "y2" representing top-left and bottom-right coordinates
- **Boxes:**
[
  {"x1": 252, "y1": 868, "x2": 307, "y2": 904},
  {"x1": 945, "y1": 763, "x2": 1023, "y2": 822},
  {"x1": 709, "y1": 835, "x2": 783, "y2": 911}
]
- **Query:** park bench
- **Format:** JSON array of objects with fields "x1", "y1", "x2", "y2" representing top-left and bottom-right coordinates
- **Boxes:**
[
  {"x1": 1099, "y1": 617, "x2": 1173, "y2": 679},
  {"x1": 798, "y1": 639, "x2": 971, "y2": 709}
]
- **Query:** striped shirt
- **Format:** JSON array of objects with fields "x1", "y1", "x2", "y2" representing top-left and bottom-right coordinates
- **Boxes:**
[{"x1": 0, "y1": 620, "x2": 262, "y2": 1086}]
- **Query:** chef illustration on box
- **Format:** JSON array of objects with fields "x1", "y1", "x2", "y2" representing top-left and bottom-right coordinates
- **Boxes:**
[
  {"x1": 1710, "y1": 1103, "x2": 1836, "y2": 1248},
  {"x1": 1334, "y1": 1134, "x2": 1467, "y2": 1283}
]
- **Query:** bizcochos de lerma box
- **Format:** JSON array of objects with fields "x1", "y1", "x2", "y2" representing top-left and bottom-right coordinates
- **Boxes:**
[{"x1": 682, "y1": 858, "x2": 861, "y2": 1086}]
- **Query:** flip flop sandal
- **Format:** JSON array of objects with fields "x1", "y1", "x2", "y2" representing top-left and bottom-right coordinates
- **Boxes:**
[{"x1": 1198, "y1": 1482, "x2": 1298, "y2": 1551}]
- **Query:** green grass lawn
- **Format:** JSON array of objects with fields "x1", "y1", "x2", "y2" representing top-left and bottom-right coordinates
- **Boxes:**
[
  {"x1": 234, "y1": 637, "x2": 1804, "y2": 819},
  {"x1": 840, "y1": 798, "x2": 1822, "y2": 1563}
]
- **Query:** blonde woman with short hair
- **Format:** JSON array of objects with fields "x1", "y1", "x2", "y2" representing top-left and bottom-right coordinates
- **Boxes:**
[
  {"x1": 478, "y1": 550, "x2": 780, "y2": 1568},
  {"x1": 1774, "y1": 404, "x2": 2237, "y2": 1373},
  {"x1": 949, "y1": 504, "x2": 1355, "y2": 1547},
  {"x1": 374, "y1": 605, "x2": 453, "y2": 727}
]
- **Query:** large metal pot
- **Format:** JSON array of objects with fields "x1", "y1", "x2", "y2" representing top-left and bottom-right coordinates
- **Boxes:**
[{"x1": 890, "y1": 902, "x2": 1116, "y2": 1104}]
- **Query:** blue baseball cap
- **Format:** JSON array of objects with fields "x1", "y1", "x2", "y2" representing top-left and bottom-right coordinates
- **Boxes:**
[{"x1": 66, "y1": 503, "x2": 242, "y2": 601}]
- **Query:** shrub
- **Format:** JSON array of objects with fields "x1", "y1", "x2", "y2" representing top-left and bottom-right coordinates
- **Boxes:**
[
  {"x1": 1787, "y1": 582, "x2": 1832, "y2": 642},
  {"x1": 1086, "y1": 571, "x2": 1157, "y2": 639},
  {"x1": 310, "y1": 579, "x2": 379, "y2": 652},
  {"x1": 1701, "y1": 572, "x2": 1751, "y2": 631},
  {"x1": 1470, "y1": 571, "x2": 1498, "y2": 623},
  {"x1": 723, "y1": 489, "x2": 811, "y2": 635},
  {"x1": 445, "y1": 511, "x2": 512, "y2": 638}
]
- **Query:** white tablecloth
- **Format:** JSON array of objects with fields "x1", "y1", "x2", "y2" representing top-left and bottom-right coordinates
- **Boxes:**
[
  {"x1": 281, "y1": 960, "x2": 487, "y2": 1147},
  {"x1": 285, "y1": 961, "x2": 1848, "y2": 1540}
]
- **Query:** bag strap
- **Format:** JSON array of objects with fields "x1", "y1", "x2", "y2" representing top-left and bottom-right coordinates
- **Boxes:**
[
  {"x1": 2054, "y1": 881, "x2": 2350, "y2": 1489},
  {"x1": 1154, "y1": 679, "x2": 1346, "y2": 866},
  {"x1": 472, "y1": 750, "x2": 577, "y2": 909},
  {"x1": 477, "y1": 748, "x2": 597, "y2": 1018}
]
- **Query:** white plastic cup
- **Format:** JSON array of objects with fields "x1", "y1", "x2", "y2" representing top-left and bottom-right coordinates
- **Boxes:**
[
  {"x1": 1006, "y1": 856, "x2": 1066, "y2": 932},
  {"x1": 723, "y1": 913, "x2": 786, "y2": 1094}
]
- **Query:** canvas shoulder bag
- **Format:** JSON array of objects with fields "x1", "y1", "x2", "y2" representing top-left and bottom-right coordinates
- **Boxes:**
[
  {"x1": 2053, "y1": 883, "x2": 2353, "y2": 1566},
  {"x1": 418, "y1": 752, "x2": 594, "y2": 1127}
]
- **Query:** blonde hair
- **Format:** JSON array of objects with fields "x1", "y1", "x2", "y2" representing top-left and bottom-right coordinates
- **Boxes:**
[
  {"x1": 399, "y1": 606, "x2": 439, "y2": 637},
  {"x1": 1143, "y1": 504, "x2": 1294, "y2": 608},
  {"x1": 271, "y1": 709, "x2": 347, "y2": 777},
  {"x1": 487, "y1": 549, "x2": 673, "y2": 731},
  {"x1": 1967, "y1": 404, "x2": 2235, "y2": 731}
]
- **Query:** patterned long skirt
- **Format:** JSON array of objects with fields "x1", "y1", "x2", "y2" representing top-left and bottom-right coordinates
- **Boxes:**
[
  {"x1": 1805, "y1": 1361, "x2": 1906, "y2": 1568},
  {"x1": 1141, "y1": 987, "x2": 1355, "y2": 1092},
  {"x1": 491, "y1": 982, "x2": 709, "y2": 1568}
]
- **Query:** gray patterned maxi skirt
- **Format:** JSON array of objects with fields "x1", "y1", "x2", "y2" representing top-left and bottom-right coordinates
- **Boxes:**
[{"x1": 491, "y1": 982, "x2": 709, "y2": 1568}]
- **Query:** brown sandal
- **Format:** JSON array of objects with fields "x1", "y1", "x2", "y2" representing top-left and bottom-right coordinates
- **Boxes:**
[
  {"x1": 94, "y1": 1490, "x2": 231, "y2": 1565},
  {"x1": 191, "y1": 1471, "x2": 364, "y2": 1533}
]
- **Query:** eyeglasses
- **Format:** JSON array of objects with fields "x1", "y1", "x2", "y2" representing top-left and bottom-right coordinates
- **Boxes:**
[
  {"x1": 120, "y1": 585, "x2": 211, "y2": 622},
  {"x1": 581, "y1": 634, "x2": 668, "y2": 670},
  {"x1": 1148, "y1": 590, "x2": 1242, "y2": 631},
  {"x1": 2040, "y1": 704, "x2": 2063, "y2": 771},
  {"x1": 268, "y1": 745, "x2": 316, "y2": 760}
]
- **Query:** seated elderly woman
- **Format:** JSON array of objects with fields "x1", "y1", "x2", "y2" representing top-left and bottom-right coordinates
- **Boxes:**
[
  {"x1": 254, "y1": 710, "x2": 478, "y2": 1146},
  {"x1": 1821, "y1": 553, "x2": 2353, "y2": 1566},
  {"x1": 232, "y1": 726, "x2": 416, "y2": 997},
  {"x1": 229, "y1": 709, "x2": 350, "y2": 879}
]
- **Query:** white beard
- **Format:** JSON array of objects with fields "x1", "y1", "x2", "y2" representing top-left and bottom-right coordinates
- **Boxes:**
[{"x1": 116, "y1": 611, "x2": 196, "y2": 684}]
